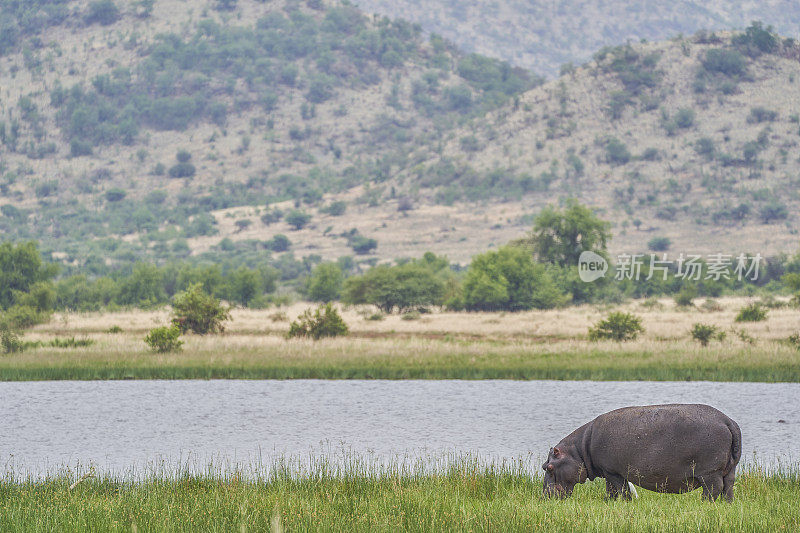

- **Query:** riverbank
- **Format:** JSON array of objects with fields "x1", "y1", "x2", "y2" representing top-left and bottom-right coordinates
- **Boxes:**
[
  {"x1": 1, "y1": 464, "x2": 797, "y2": 532},
  {"x1": 2, "y1": 299, "x2": 798, "y2": 382}
]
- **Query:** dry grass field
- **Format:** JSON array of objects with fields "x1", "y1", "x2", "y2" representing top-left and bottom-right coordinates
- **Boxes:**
[{"x1": 2, "y1": 296, "x2": 797, "y2": 381}]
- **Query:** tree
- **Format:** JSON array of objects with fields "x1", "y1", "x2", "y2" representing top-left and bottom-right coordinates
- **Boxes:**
[
  {"x1": 0, "y1": 241, "x2": 56, "y2": 310},
  {"x1": 306, "y1": 263, "x2": 343, "y2": 302},
  {"x1": 463, "y1": 246, "x2": 567, "y2": 311},
  {"x1": 286, "y1": 210, "x2": 311, "y2": 230},
  {"x1": 115, "y1": 263, "x2": 164, "y2": 307},
  {"x1": 171, "y1": 283, "x2": 230, "y2": 334},
  {"x1": 521, "y1": 200, "x2": 611, "y2": 267},
  {"x1": 342, "y1": 263, "x2": 446, "y2": 313},
  {"x1": 226, "y1": 267, "x2": 261, "y2": 307},
  {"x1": 351, "y1": 236, "x2": 377, "y2": 255}
]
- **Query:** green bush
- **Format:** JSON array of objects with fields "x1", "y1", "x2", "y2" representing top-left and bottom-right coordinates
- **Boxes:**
[
  {"x1": 463, "y1": 246, "x2": 567, "y2": 311},
  {"x1": 350, "y1": 236, "x2": 377, "y2": 255},
  {"x1": 604, "y1": 137, "x2": 631, "y2": 165},
  {"x1": 748, "y1": 107, "x2": 778, "y2": 123},
  {"x1": 735, "y1": 303, "x2": 767, "y2": 322},
  {"x1": 588, "y1": 312, "x2": 644, "y2": 341},
  {"x1": 168, "y1": 162, "x2": 196, "y2": 178},
  {"x1": 286, "y1": 210, "x2": 312, "y2": 230},
  {"x1": 3, "y1": 305, "x2": 49, "y2": 329},
  {"x1": 702, "y1": 49, "x2": 747, "y2": 77},
  {"x1": 0, "y1": 324, "x2": 23, "y2": 354},
  {"x1": 144, "y1": 325, "x2": 183, "y2": 353},
  {"x1": 674, "y1": 286, "x2": 697, "y2": 307},
  {"x1": 691, "y1": 323, "x2": 725, "y2": 346},
  {"x1": 171, "y1": 283, "x2": 231, "y2": 334},
  {"x1": 647, "y1": 237, "x2": 671, "y2": 251},
  {"x1": 673, "y1": 108, "x2": 695, "y2": 129},
  {"x1": 85, "y1": 0, "x2": 120, "y2": 26},
  {"x1": 287, "y1": 303, "x2": 348, "y2": 340}
]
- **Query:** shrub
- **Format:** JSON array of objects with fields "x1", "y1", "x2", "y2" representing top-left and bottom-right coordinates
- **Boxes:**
[
  {"x1": 261, "y1": 208, "x2": 284, "y2": 225},
  {"x1": 588, "y1": 311, "x2": 644, "y2": 341},
  {"x1": 266, "y1": 234, "x2": 291, "y2": 252},
  {"x1": 350, "y1": 236, "x2": 377, "y2": 255},
  {"x1": 759, "y1": 202, "x2": 788, "y2": 224},
  {"x1": 0, "y1": 324, "x2": 23, "y2": 354},
  {"x1": 3, "y1": 305, "x2": 49, "y2": 329},
  {"x1": 647, "y1": 237, "x2": 671, "y2": 251},
  {"x1": 287, "y1": 303, "x2": 348, "y2": 340},
  {"x1": 107, "y1": 325, "x2": 123, "y2": 333},
  {"x1": 285, "y1": 210, "x2": 311, "y2": 230},
  {"x1": 605, "y1": 137, "x2": 631, "y2": 165},
  {"x1": 691, "y1": 323, "x2": 725, "y2": 346},
  {"x1": 695, "y1": 137, "x2": 716, "y2": 158},
  {"x1": 702, "y1": 49, "x2": 747, "y2": 77},
  {"x1": 735, "y1": 303, "x2": 767, "y2": 322},
  {"x1": 320, "y1": 201, "x2": 346, "y2": 216},
  {"x1": 70, "y1": 139, "x2": 93, "y2": 157},
  {"x1": 168, "y1": 162, "x2": 196, "y2": 178},
  {"x1": 144, "y1": 325, "x2": 183, "y2": 353},
  {"x1": 104, "y1": 188, "x2": 127, "y2": 202},
  {"x1": 85, "y1": 0, "x2": 120, "y2": 26},
  {"x1": 171, "y1": 283, "x2": 230, "y2": 334},
  {"x1": 673, "y1": 108, "x2": 695, "y2": 128},
  {"x1": 674, "y1": 286, "x2": 697, "y2": 307},
  {"x1": 748, "y1": 107, "x2": 778, "y2": 123}
]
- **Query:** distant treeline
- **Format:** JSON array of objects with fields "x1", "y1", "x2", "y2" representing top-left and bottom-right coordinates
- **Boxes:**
[{"x1": 2, "y1": 203, "x2": 798, "y2": 332}]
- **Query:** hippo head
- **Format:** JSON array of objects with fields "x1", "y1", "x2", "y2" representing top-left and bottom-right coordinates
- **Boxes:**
[{"x1": 541, "y1": 446, "x2": 586, "y2": 498}]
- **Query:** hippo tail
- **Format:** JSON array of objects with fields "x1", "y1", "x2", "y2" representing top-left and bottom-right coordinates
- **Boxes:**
[{"x1": 725, "y1": 417, "x2": 742, "y2": 474}]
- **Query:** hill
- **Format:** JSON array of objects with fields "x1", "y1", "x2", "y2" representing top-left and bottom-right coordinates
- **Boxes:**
[
  {"x1": 350, "y1": 0, "x2": 800, "y2": 76},
  {"x1": 0, "y1": 1, "x2": 799, "y2": 277},
  {"x1": 0, "y1": 0, "x2": 538, "y2": 270}
]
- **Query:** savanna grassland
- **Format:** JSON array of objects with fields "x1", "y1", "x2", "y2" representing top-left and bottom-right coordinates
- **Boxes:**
[
  {"x1": 0, "y1": 462, "x2": 798, "y2": 532},
  {"x1": 4, "y1": 296, "x2": 799, "y2": 381}
]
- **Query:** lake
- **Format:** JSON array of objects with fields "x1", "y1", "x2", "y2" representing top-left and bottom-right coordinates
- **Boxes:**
[{"x1": 1, "y1": 380, "x2": 797, "y2": 477}]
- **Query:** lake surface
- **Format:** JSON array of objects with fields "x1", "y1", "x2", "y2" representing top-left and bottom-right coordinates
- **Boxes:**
[{"x1": 1, "y1": 380, "x2": 798, "y2": 477}]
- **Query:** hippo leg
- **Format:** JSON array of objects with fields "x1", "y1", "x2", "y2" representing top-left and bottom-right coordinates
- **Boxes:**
[
  {"x1": 605, "y1": 474, "x2": 632, "y2": 501},
  {"x1": 722, "y1": 471, "x2": 735, "y2": 502},
  {"x1": 700, "y1": 474, "x2": 724, "y2": 501}
]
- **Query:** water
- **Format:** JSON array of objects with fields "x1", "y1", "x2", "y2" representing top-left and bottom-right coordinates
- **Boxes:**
[{"x1": 1, "y1": 380, "x2": 798, "y2": 477}]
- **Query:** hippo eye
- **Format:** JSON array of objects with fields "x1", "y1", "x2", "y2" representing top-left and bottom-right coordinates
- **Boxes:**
[{"x1": 553, "y1": 448, "x2": 560, "y2": 458}]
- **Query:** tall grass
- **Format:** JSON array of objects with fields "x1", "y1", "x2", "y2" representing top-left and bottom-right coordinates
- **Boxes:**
[
  {"x1": 4, "y1": 300, "x2": 797, "y2": 382},
  {"x1": 0, "y1": 460, "x2": 797, "y2": 532}
]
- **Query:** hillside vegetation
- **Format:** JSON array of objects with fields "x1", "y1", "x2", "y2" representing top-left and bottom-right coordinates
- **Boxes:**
[{"x1": 1, "y1": 2, "x2": 799, "y2": 275}]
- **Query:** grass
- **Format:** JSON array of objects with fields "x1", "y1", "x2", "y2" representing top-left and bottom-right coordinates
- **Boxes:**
[
  {"x1": 2, "y1": 297, "x2": 797, "y2": 382},
  {"x1": 0, "y1": 460, "x2": 797, "y2": 532}
]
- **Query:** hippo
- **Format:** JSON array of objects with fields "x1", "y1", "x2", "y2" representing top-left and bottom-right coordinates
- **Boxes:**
[{"x1": 542, "y1": 404, "x2": 741, "y2": 501}]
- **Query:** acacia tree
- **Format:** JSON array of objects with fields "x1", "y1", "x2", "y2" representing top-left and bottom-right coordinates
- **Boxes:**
[{"x1": 521, "y1": 200, "x2": 611, "y2": 267}]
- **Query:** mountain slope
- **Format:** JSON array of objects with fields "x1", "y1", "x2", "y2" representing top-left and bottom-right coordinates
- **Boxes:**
[{"x1": 350, "y1": 0, "x2": 800, "y2": 76}]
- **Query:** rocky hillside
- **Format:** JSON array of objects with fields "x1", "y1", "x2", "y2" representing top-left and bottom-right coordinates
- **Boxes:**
[
  {"x1": 351, "y1": 0, "x2": 800, "y2": 76},
  {"x1": 0, "y1": 1, "x2": 799, "y2": 272},
  {"x1": 423, "y1": 27, "x2": 800, "y2": 256}
]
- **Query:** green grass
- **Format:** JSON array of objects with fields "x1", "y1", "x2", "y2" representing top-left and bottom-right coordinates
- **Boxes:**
[
  {"x1": 1, "y1": 461, "x2": 797, "y2": 532},
  {"x1": 2, "y1": 336, "x2": 800, "y2": 382}
]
